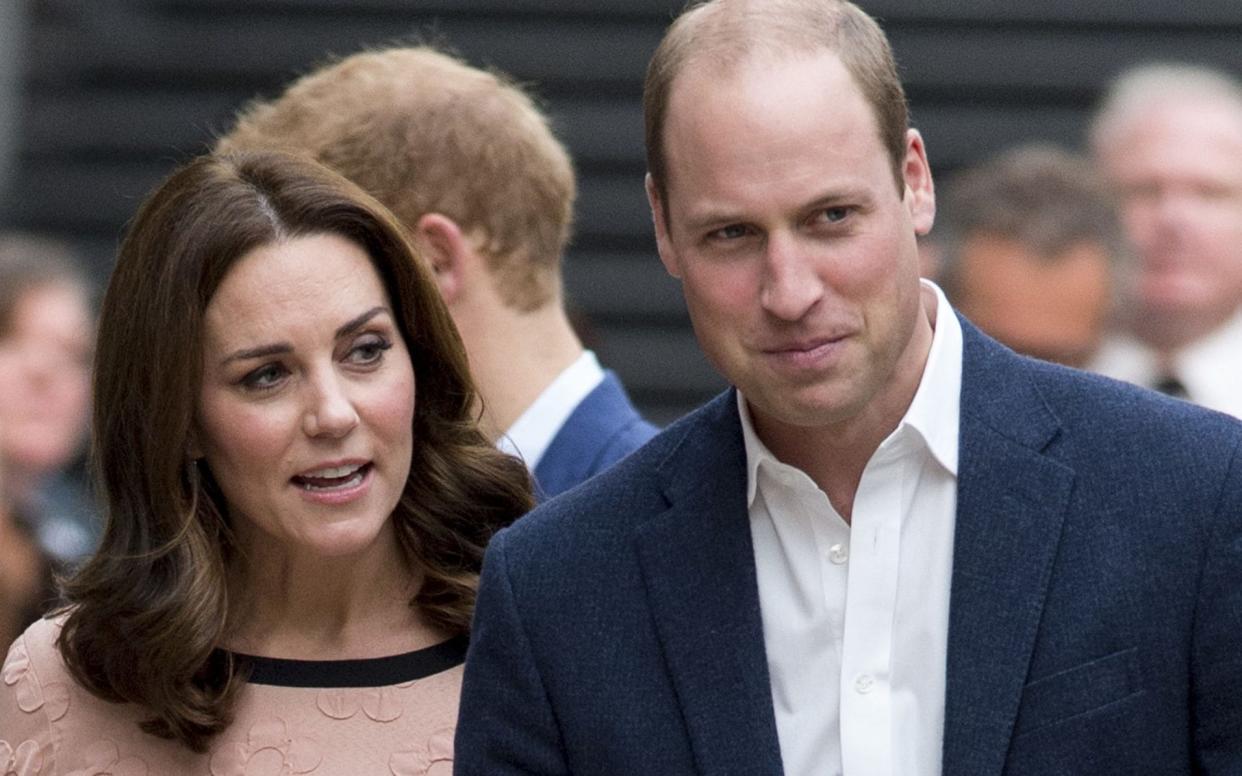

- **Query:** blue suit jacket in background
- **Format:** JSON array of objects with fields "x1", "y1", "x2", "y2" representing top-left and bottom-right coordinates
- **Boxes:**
[
  {"x1": 456, "y1": 319, "x2": 1242, "y2": 775},
  {"x1": 531, "y1": 370, "x2": 658, "y2": 501}
]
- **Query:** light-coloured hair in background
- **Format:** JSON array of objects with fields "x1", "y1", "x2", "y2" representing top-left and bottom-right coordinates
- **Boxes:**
[
  {"x1": 644, "y1": 0, "x2": 908, "y2": 205},
  {"x1": 1089, "y1": 62, "x2": 1242, "y2": 150},
  {"x1": 216, "y1": 46, "x2": 576, "y2": 312}
]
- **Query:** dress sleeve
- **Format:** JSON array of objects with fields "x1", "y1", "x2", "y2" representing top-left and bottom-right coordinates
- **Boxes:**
[{"x1": 1, "y1": 627, "x2": 61, "y2": 775}]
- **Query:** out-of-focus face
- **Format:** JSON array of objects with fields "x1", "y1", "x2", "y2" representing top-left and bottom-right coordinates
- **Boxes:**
[
  {"x1": 648, "y1": 51, "x2": 935, "y2": 438},
  {"x1": 196, "y1": 232, "x2": 415, "y2": 560},
  {"x1": 0, "y1": 283, "x2": 93, "y2": 486},
  {"x1": 954, "y1": 235, "x2": 1113, "y2": 368},
  {"x1": 1096, "y1": 98, "x2": 1242, "y2": 348}
]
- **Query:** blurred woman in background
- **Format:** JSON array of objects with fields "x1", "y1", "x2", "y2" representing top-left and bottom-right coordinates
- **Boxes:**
[
  {"x1": 0, "y1": 234, "x2": 94, "y2": 650},
  {"x1": 0, "y1": 151, "x2": 532, "y2": 773}
]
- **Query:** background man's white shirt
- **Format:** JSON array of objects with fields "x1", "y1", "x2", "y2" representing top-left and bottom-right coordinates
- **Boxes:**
[
  {"x1": 497, "y1": 350, "x2": 605, "y2": 470},
  {"x1": 1089, "y1": 305, "x2": 1242, "y2": 420}
]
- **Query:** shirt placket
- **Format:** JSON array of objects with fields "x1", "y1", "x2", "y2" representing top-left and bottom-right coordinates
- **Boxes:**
[{"x1": 838, "y1": 446, "x2": 905, "y2": 776}]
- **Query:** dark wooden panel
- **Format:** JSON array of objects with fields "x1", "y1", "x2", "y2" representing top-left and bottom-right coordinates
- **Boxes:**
[
  {"x1": 893, "y1": 27, "x2": 1242, "y2": 96},
  {"x1": 564, "y1": 250, "x2": 683, "y2": 323},
  {"x1": 574, "y1": 175, "x2": 653, "y2": 246},
  {"x1": 869, "y1": 0, "x2": 1242, "y2": 26},
  {"x1": 913, "y1": 104, "x2": 1086, "y2": 173},
  {"x1": 26, "y1": 7, "x2": 661, "y2": 92},
  {"x1": 594, "y1": 326, "x2": 726, "y2": 401},
  {"x1": 135, "y1": 0, "x2": 682, "y2": 19},
  {"x1": 6, "y1": 159, "x2": 174, "y2": 232},
  {"x1": 21, "y1": 90, "x2": 251, "y2": 156},
  {"x1": 22, "y1": 90, "x2": 647, "y2": 170}
]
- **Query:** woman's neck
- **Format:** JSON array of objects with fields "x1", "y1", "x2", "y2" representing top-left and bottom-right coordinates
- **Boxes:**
[{"x1": 223, "y1": 522, "x2": 445, "y2": 660}]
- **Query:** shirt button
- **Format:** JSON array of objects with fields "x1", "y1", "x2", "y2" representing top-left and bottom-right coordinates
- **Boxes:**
[
  {"x1": 854, "y1": 674, "x2": 875, "y2": 694},
  {"x1": 828, "y1": 543, "x2": 848, "y2": 565}
]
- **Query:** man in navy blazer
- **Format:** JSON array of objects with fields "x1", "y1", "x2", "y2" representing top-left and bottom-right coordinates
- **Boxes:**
[{"x1": 456, "y1": 1, "x2": 1242, "y2": 773}]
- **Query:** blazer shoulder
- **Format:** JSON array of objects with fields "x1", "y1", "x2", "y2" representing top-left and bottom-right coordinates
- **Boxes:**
[
  {"x1": 500, "y1": 392, "x2": 735, "y2": 551},
  {"x1": 1030, "y1": 358, "x2": 1242, "y2": 457}
]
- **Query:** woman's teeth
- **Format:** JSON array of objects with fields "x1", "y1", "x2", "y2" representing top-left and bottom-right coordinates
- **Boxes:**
[{"x1": 294, "y1": 463, "x2": 368, "y2": 490}]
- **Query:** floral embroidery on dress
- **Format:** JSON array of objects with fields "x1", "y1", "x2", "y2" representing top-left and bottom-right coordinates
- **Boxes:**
[
  {"x1": 63, "y1": 739, "x2": 148, "y2": 776},
  {"x1": 0, "y1": 739, "x2": 43, "y2": 776},
  {"x1": 388, "y1": 727, "x2": 453, "y2": 776},
  {"x1": 209, "y1": 718, "x2": 322, "y2": 776},
  {"x1": 2, "y1": 641, "x2": 69, "y2": 722},
  {"x1": 315, "y1": 688, "x2": 403, "y2": 722}
]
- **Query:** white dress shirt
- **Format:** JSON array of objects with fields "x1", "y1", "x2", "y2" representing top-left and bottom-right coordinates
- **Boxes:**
[
  {"x1": 497, "y1": 350, "x2": 605, "y2": 470},
  {"x1": 1088, "y1": 304, "x2": 1242, "y2": 420},
  {"x1": 741, "y1": 281, "x2": 963, "y2": 776}
]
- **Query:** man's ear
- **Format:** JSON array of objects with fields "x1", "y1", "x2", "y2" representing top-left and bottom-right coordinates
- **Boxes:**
[
  {"x1": 645, "y1": 173, "x2": 682, "y2": 279},
  {"x1": 413, "y1": 213, "x2": 471, "y2": 304},
  {"x1": 902, "y1": 129, "x2": 936, "y2": 237}
]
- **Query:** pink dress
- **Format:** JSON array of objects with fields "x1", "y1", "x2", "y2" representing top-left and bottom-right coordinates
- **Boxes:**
[{"x1": 0, "y1": 617, "x2": 462, "y2": 775}]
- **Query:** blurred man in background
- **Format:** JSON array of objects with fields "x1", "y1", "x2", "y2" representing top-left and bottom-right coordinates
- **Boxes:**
[
  {"x1": 936, "y1": 144, "x2": 1119, "y2": 368},
  {"x1": 217, "y1": 47, "x2": 657, "y2": 499},
  {"x1": 1090, "y1": 63, "x2": 1242, "y2": 417}
]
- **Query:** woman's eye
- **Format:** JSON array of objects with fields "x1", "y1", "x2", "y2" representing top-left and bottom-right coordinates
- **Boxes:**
[
  {"x1": 346, "y1": 334, "x2": 392, "y2": 366},
  {"x1": 240, "y1": 363, "x2": 288, "y2": 391}
]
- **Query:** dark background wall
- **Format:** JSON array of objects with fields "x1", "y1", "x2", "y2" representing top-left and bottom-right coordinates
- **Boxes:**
[{"x1": 4, "y1": 0, "x2": 1241, "y2": 423}]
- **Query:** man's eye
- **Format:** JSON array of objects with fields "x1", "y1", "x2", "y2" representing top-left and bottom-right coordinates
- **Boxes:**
[
  {"x1": 816, "y1": 207, "x2": 851, "y2": 224},
  {"x1": 710, "y1": 224, "x2": 750, "y2": 240},
  {"x1": 240, "y1": 363, "x2": 287, "y2": 391}
]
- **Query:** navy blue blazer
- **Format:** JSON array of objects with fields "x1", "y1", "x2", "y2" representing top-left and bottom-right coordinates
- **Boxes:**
[
  {"x1": 532, "y1": 370, "x2": 658, "y2": 501},
  {"x1": 456, "y1": 319, "x2": 1242, "y2": 775}
]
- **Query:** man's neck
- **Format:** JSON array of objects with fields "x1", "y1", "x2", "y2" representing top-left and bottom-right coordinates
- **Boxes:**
[
  {"x1": 1130, "y1": 302, "x2": 1241, "y2": 362},
  {"x1": 459, "y1": 300, "x2": 585, "y2": 440},
  {"x1": 753, "y1": 289, "x2": 939, "y2": 522}
]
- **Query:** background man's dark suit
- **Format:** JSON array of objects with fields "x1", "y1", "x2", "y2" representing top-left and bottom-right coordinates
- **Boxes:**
[{"x1": 456, "y1": 320, "x2": 1242, "y2": 775}]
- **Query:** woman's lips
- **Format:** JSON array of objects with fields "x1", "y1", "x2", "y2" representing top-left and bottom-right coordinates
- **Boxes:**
[{"x1": 291, "y1": 462, "x2": 374, "y2": 505}]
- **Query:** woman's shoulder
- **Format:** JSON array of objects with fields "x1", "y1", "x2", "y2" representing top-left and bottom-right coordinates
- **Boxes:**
[
  {"x1": 2, "y1": 615, "x2": 192, "y2": 774},
  {"x1": 4, "y1": 615, "x2": 72, "y2": 701}
]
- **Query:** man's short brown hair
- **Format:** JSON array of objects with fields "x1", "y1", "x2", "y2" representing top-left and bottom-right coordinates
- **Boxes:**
[
  {"x1": 644, "y1": 0, "x2": 908, "y2": 206},
  {"x1": 937, "y1": 144, "x2": 1125, "y2": 298},
  {"x1": 216, "y1": 47, "x2": 576, "y2": 311}
]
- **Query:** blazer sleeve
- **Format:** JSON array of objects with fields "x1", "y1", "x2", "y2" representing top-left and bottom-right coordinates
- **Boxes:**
[
  {"x1": 0, "y1": 631, "x2": 57, "y2": 774},
  {"x1": 455, "y1": 530, "x2": 570, "y2": 775},
  {"x1": 1192, "y1": 435, "x2": 1242, "y2": 772}
]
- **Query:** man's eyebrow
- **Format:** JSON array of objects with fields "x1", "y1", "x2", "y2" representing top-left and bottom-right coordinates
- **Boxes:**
[{"x1": 220, "y1": 307, "x2": 391, "y2": 367}]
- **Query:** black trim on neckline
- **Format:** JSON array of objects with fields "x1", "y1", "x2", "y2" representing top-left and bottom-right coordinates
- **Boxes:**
[{"x1": 229, "y1": 634, "x2": 468, "y2": 688}]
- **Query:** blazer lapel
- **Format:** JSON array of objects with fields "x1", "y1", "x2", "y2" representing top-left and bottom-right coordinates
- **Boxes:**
[
  {"x1": 942, "y1": 321, "x2": 1076, "y2": 776},
  {"x1": 634, "y1": 392, "x2": 784, "y2": 776}
]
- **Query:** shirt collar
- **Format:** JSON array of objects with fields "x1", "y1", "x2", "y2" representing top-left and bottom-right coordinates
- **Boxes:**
[
  {"x1": 497, "y1": 350, "x2": 605, "y2": 470},
  {"x1": 739, "y1": 279, "x2": 962, "y2": 507}
]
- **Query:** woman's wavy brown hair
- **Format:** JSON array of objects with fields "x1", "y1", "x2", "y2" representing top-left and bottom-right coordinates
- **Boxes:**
[{"x1": 57, "y1": 151, "x2": 533, "y2": 752}]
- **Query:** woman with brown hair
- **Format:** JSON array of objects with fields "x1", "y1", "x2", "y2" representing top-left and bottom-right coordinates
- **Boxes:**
[{"x1": 0, "y1": 151, "x2": 532, "y2": 773}]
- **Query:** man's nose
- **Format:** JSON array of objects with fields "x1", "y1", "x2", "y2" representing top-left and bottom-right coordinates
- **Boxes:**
[{"x1": 759, "y1": 234, "x2": 823, "y2": 322}]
